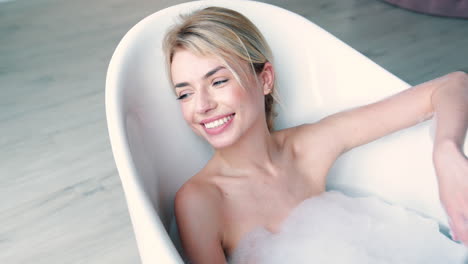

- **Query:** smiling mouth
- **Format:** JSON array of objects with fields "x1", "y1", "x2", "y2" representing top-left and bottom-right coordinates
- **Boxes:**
[{"x1": 202, "y1": 113, "x2": 235, "y2": 129}]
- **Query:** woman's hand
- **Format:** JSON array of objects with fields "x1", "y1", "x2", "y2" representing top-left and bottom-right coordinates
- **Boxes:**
[{"x1": 433, "y1": 140, "x2": 468, "y2": 246}]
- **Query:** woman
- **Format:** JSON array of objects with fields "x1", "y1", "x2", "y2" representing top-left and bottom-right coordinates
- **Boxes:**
[{"x1": 163, "y1": 6, "x2": 468, "y2": 264}]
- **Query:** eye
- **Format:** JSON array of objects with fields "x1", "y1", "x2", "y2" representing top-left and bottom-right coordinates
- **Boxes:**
[
  {"x1": 213, "y1": 79, "x2": 228, "y2": 87},
  {"x1": 176, "y1": 93, "x2": 191, "y2": 100}
]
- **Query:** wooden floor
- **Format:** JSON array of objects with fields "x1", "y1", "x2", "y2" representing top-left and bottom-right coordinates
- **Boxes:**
[{"x1": 1, "y1": 0, "x2": 467, "y2": 263}]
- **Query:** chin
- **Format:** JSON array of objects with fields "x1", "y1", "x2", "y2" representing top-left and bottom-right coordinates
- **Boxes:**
[
  {"x1": 203, "y1": 127, "x2": 243, "y2": 149},
  {"x1": 206, "y1": 135, "x2": 238, "y2": 149}
]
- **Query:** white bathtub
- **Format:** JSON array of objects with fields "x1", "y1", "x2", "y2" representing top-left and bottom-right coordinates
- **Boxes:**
[{"x1": 105, "y1": 1, "x2": 466, "y2": 263}]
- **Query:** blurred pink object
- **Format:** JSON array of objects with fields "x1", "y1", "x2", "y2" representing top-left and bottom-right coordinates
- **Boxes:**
[{"x1": 384, "y1": 0, "x2": 468, "y2": 18}]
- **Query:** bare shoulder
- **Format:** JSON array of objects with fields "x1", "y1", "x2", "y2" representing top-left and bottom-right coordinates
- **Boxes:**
[
  {"x1": 175, "y1": 175, "x2": 224, "y2": 216},
  {"x1": 175, "y1": 176, "x2": 227, "y2": 263},
  {"x1": 274, "y1": 123, "x2": 346, "y2": 187},
  {"x1": 278, "y1": 122, "x2": 345, "y2": 160}
]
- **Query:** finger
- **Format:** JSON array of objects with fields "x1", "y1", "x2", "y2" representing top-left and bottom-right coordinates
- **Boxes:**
[
  {"x1": 447, "y1": 206, "x2": 465, "y2": 241},
  {"x1": 459, "y1": 196, "x2": 468, "y2": 244},
  {"x1": 448, "y1": 216, "x2": 459, "y2": 241},
  {"x1": 460, "y1": 215, "x2": 468, "y2": 245},
  {"x1": 457, "y1": 219, "x2": 468, "y2": 246},
  {"x1": 451, "y1": 213, "x2": 468, "y2": 244},
  {"x1": 446, "y1": 193, "x2": 468, "y2": 243}
]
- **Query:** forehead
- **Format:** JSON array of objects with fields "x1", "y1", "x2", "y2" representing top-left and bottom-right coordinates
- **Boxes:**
[{"x1": 170, "y1": 49, "x2": 226, "y2": 82}]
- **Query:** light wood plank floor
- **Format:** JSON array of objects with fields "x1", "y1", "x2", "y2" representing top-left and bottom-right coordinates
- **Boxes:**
[{"x1": 1, "y1": 0, "x2": 467, "y2": 263}]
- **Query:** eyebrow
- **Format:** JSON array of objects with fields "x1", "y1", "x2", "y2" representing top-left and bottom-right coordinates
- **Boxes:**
[{"x1": 174, "y1": 66, "x2": 226, "y2": 89}]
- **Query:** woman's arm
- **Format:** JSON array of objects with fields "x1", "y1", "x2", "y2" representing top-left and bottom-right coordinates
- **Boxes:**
[
  {"x1": 293, "y1": 71, "x2": 468, "y2": 243},
  {"x1": 319, "y1": 72, "x2": 467, "y2": 154},
  {"x1": 175, "y1": 182, "x2": 227, "y2": 264},
  {"x1": 293, "y1": 72, "x2": 460, "y2": 161},
  {"x1": 295, "y1": 71, "x2": 467, "y2": 155}
]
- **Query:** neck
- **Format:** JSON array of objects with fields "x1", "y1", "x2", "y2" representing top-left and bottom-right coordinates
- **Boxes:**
[{"x1": 213, "y1": 120, "x2": 279, "y2": 176}]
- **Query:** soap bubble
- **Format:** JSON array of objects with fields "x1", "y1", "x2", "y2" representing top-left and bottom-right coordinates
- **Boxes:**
[{"x1": 228, "y1": 191, "x2": 467, "y2": 264}]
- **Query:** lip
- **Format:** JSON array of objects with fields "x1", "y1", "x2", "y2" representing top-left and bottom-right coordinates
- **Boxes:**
[
  {"x1": 199, "y1": 113, "x2": 235, "y2": 125},
  {"x1": 200, "y1": 113, "x2": 235, "y2": 136}
]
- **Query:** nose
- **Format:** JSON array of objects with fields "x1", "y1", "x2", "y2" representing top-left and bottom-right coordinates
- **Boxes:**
[{"x1": 195, "y1": 88, "x2": 216, "y2": 114}]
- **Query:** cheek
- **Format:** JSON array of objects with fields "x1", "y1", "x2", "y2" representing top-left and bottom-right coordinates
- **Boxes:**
[
  {"x1": 212, "y1": 84, "x2": 246, "y2": 110},
  {"x1": 230, "y1": 87, "x2": 246, "y2": 106},
  {"x1": 180, "y1": 104, "x2": 203, "y2": 135},
  {"x1": 180, "y1": 104, "x2": 192, "y2": 123},
  {"x1": 237, "y1": 85, "x2": 264, "y2": 113}
]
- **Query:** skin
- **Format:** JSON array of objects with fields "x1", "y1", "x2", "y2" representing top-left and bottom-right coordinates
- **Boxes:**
[{"x1": 171, "y1": 49, "x2": 468, "y2": 264}]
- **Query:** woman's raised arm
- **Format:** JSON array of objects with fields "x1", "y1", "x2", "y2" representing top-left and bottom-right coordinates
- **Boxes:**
[
  {"x1": 318, "y1": 72, "x2": 467, "y2": 154},
  {"x1": 295, "y1": 71, "x2": 468, "y2": 245}
]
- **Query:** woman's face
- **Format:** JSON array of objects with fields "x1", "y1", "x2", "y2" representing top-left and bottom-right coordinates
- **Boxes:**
[{"x1": 170, "y1": 49, "x2": 268, "y2": 149}]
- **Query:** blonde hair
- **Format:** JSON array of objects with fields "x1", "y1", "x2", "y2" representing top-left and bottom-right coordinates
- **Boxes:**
[{"x1": 163, "y1": 6, "x2": 280, "y2": 131}]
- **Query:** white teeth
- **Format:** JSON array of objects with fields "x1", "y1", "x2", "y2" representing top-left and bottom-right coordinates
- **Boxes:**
[{"x1": 204, "y1": 114, "x2": 233, "y2": 129}]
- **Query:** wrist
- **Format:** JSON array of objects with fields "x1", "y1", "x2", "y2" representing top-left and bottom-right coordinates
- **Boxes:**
[{"x1": 433, "y1": 138, "x2": 464, "y2": 165}]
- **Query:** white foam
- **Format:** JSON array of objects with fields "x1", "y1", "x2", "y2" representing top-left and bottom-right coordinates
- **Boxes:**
[{"x1": 228, "y1": 191, "x2": 467, "y2": 264}]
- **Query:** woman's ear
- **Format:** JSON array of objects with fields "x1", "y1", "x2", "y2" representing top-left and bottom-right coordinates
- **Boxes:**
[{"x1": 260, "y1": 62, "x2": 275, "y2": 95}]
